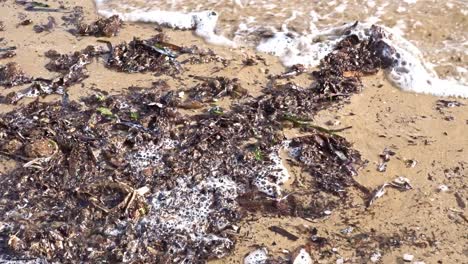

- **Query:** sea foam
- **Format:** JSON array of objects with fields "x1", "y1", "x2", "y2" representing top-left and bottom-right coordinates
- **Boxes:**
[{"x1": 94, "y1": 0, "x2": 234, "y2": 46}]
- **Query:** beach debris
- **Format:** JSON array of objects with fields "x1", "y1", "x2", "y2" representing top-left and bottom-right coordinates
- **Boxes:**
[
  {"x1": 436, "y1": 99, "x2": 464, "y2": 108},
  {"x1": 292, "y1": 248, "x2": 313, "y2": 264},
  {"x1": 185, "y1": 76, "x2": 247, "y2": 103},
  {"x1": 33, "y1": 16, "x2": 56, "y2": 33},
  {"x1": 402, "y1": 253, "x2": 414, "y2": 262},
  {"x1": 405, "y1": 159, "x2": 418, "y2": 168},
  {"x1": 61, "y1": 6, "x2": 84, "y2": 27},
  {"x1": 340, "y1": 226, "x2": 354, "y2": 235},
  {"x1": 0, "y1": 62, "x2": 32, "y2": 87},
  {"x1": 242, "y1": 56, "x2": 258, "y2": 66},
  {"x1": 367, "y1": 177, "x2": 413, "y2": 206},
  {"x1": 288, "y1": 135, "x2": 362, "y2": 194},
  {"x1": 18, "y1": 1, "x2": 62, "y2": 12},
  {"x1": 0, "y1": 21, "x2": 4, "y2": 31},
  {"x1": 274, "y1": 64, "x2": 306, "y2": 79},
  {"x1": 17, "y1": 18, "x2": 32, "y2": 26},
  {"x1": 0, "y1": 24, "x2": 404, "y2": 263},
  {"x1": 0, "y1": 50, "x2": 16, "y2": 60},
  {"x1": 105, "y1": 35, "x2": 182, "y2": 75},
  {"x1": 370, "y1": 252, "x2": 382, "y2": 263},
  {"x1": 244, "y1": 248, "x2": 269, "y2": 264},
  {"x1": 77, "y1": 15, "x2": 123, "y2": 37},
  {"x1": 454, "y1": 193, "x2": 466, "y2": 209},
  {"x1": 268, "y1": 226, "x2": 299, "y2": 241},
  {"x1": 6, "y1": 46, "x2": 102, "y2": 103},
  {"x1": 437, "y1": 184, "x2": 449, "y2": 192},
  {"x1": 0, "y1": 47, "x2": 17, "y2": 53},
  {"x1": 376, "y1": 148, "x2": 395, "y2": 172}
]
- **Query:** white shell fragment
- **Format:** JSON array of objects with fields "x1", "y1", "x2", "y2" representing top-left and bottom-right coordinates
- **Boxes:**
[
  {"x1": 244, "y1": 248, "x2": 269, "y2": 264},
  {"x1": 292, "y1": 248, "x2": 313, "y2": 264}
]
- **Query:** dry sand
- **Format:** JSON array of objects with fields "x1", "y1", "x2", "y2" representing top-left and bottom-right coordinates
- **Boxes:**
[{"x1": 0, "y1": 0, "x2": 467, "y2": 263}]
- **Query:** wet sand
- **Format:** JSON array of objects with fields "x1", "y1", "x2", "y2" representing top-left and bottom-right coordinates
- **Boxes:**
[{"x1": 0, "y1": 1, "x2": 467, "y2": 263}]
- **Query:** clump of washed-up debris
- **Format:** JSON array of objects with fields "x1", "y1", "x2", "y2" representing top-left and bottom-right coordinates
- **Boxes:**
[
  {"x1": 77, "y1": 15, "x2": 123, "y2": 37},
  {"x1": 0, "y1": 24, "x2": 399, "y2": 263},
  {"x1": 0, "y1": 62, "x2": 32, "y2": 87},
  {"x1": 2, "y1": 33, "x2": 229, "y2": 104}
]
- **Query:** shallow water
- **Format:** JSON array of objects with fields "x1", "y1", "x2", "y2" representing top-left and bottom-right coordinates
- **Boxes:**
[{"x1": 96, "y1": 0, "x2": 467, "y2": 96}]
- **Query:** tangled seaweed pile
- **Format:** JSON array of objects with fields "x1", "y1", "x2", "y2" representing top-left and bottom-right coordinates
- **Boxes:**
[{"x1": 0, "y1": 24, "x2": 395, "y2": 262}]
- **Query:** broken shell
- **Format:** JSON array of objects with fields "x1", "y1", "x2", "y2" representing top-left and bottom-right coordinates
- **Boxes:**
[
  {"x1": 437, "y1": 185, "x2": 449, "y2": 192},
  {"x1": 244, "y1": 248, "x2": 268, "y2": 264},
  {"x1": 292, "y1": 248, "x2": 313, "y2": 264}
]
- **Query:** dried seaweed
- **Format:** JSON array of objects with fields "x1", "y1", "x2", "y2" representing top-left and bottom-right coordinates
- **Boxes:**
[
  {"x1": 6, "y1": 47, "x2": 101, "y2": 103},
  {"x1": 0, "y1": 62, "x2": 32, "y2": 87},
  {"x1": 16, "y1": 1, "x2": 62, "y2": 12},
  {"x1": 312, "y1": 25, "x2": 394, "y2": 96},
  {"x1": 61, "y1": 6, "x2": 84, "y2": 27},
  {"x1": 0, "y1": 50, "x2": 16, "y2": 60},
  {"x1": 268, "y1": 226, "x2": 299, "y2": 241},
  {"x1": 33, "y1": 16, "x2": 56, "y2": 33},
  {"x1": 183, "y1": 76, "x2": 247, "y2": 104},
  {"x1": 77, "y1": 15, "x2": 123, "y2": 37},
  {"x1": 105, "y1": 35, "x2": 182, "y2": 75}
]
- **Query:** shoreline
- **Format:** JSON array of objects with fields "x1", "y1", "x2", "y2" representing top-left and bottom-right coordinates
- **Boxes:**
[{"x1": 0, "y1": 1, "x2": 467, "y2": 263}]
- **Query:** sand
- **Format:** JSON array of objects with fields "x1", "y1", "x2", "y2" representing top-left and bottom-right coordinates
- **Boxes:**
[{"x1": 0, "y1": 0, "x2": 467, "y2": 263}]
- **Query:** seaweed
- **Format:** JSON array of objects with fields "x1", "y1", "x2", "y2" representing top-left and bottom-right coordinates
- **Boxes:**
[
  {"x1": 105, "y1": 35, "x2": 182, "y2": 75},
  {"x1": 183, "y1": 76, "x2": 247, "y2": 104},
  {"x1": 0, "y1": 50, "x2": 16, "y2": 60},
  {"x1": 7, "y1": 46, "x2": 101, "y2": 103},
  {"x1": 0, "y1": 24, "x2": 401, "y2": 263},
  {"x1": 0, "y1": 62, "x2": 32, "y2": 87},
  {"x1": 33, "y1": 16, "x2": 56, "y2": 33}
]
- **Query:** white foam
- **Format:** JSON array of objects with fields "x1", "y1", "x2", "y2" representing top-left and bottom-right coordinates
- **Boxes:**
[
  {"x1": 95, "y1": 1, "x2": 234, "y2": 46},
  {"x1": 254, "y1": 143, "x2": 291, "y2": 197},
  {"x1": 140, "y1": 175, "x2": 239, "y2": 256}
]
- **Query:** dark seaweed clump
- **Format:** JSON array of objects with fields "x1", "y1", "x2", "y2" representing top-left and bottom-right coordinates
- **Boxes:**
[
  {"x1": 3, "y1": 34, "x2": 208, "y2": 104},
  {"x1": 105, "y1": 34, "x2": 183, "y2": 75},
  {"x1": 0, "y1": 25, "x2": 393, "y2": 263},
  {"x1": 0, "y1": 62, "x2": 32, "y2": 87}
]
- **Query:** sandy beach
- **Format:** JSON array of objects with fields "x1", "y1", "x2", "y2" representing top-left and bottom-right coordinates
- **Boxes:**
[{"x1": 0, "y1": 0, "x2": 467, "y2": 263}]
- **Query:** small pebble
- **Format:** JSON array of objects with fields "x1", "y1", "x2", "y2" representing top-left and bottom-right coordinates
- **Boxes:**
[{"x1": 336, "y1": 258, "x2": 344, "y2": 264}]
